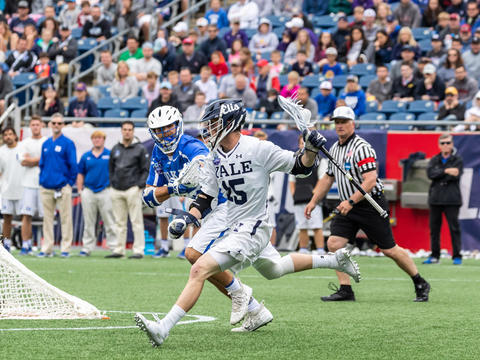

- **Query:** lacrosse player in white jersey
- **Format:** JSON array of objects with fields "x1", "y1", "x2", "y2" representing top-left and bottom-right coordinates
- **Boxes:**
[
  {"x1": 142, "y1": 105, "x2": 266, "y2": 329},
  {"x1": 135, "y1": 99, "x2": 361, "y2": 347}
]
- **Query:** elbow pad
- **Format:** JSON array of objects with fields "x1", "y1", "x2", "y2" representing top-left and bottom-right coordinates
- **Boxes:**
[
  {"x1": 190, "y1": 191, "x2": 214, "y2": 217},
  {"x1": 290, "y1": 149, "x2": 314, "y2": 178},
  {"x1": 142, "y1": 187, "x2": 161, "y2": 208}
]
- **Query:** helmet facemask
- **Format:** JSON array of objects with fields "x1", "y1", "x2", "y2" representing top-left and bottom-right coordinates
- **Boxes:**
[{"x1": 150, "y1": 120, "x2": 183, "y2": 154}]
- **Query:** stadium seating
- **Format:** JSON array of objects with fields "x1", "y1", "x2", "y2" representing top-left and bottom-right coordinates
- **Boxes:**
[
  {"x1": 359, "y1": 75, "x2": 376, "y2": 88},
  {"x1": 278, "y1": 74, "x2": 289, "y2": 87},
  {"x1": 95, "y1": 85, "x2": 111, "y2": 98},
  {"x1": 358, "y1": 112, "x2": 386, "y2": 129},
  {"x1": 97, "y1": 97, "x2": 120, "y2": 115},
  {"x1": 120, "y1": 97, "x2": 148, "y2": 112},
  {"x1": 301, "y1": 75, "x2": 321, "y2": 89},
  {"x1": 380, "y1": 100, "x2": 408, "y2": 114},
  {"x1": 412, "y1": 27, "x2": 431, "y2": 41},
  {"x1": 103, "y1": 109, "x2": 128, "y2": 118},
  {"x1": 418, "y1": 39, "x2": 433, "y2": 53},
  {"x1": 313, "y1": 15, "x2": 336, "y2": 28},
  {"x1": 388, "y1": 112, "x2": 415, "y2": 130},
  {"x1": 408, "y1": 100, "x2": 434, "y2": 114},
  {"x1": 271, "y1": 112, "x2": 283, "y2": 121},
  {"x1": 416, "y1": 112, "x2": 438, "y2": 130},
  {"x1": 366, "y1": 100, "x2": 379, "y2": 113},
  {"x1": 332, "y1": 74, "x2": 349, "y2": 90},
  {"x1": 350, "y1": 63, "x2": 376, "y2": 76},
  {"x1": 131, "y1": 109, "x2": 148, "y2": 118}
]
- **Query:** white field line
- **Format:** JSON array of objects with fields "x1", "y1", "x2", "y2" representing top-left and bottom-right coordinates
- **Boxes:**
[{"x1": 0, "y1": 312, "x2": 216, "y2": 332}]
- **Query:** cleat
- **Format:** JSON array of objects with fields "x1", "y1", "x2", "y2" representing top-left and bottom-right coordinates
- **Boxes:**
[
  {"x1": 79, "y1": 251, "x2": 90, "y2": 257},
  {"x1": 135, "y1": 313, "x2": 169, "y2": 347},
  {"x1": 229, "y1": 283, "x2": 252, "y2": 325},
  {"x1": 334, "y1": 248, "x2": 361, "y2": 283},
  {"x1": 60, "y1": 252, "x2": 70, "y2": 258},
  {"x1": 321, "y1": 283, "x2": 355, "y2": 302},
  {"x1": 452, "y1": 258, "x2": 462, "y2": 265},
  {"x1": 231, "y1": 302, "x2": 273, "y2": 332},
  {"x1": 105, "y1": 253, "x2": 124, "y2": 258},
  {"x1": 177, "y1": 248, "x2": 186, "y2": 259},
  {"x1": 152, "y1": 249, "x2": 170, "y2": 258},
  {"x1": 19, "y1": 247, "x2": 32, "y2": 256},
  {"x1": 37, "y1": 251, "x2": 54, "y2": 258},
  {"x1": 422, "y1": 257, "x2": 439, "y2": 264},
  {"x1": 414, "y1": 281, "x2": 431, "y2": 302},
  {"x1": 128, "y1": 253, "x2": 144, "y2": 259}
]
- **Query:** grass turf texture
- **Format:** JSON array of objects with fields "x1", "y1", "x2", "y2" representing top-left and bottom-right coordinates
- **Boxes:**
[{"x1": 0, "y1": 251, "x2": 478, "y2": 360}]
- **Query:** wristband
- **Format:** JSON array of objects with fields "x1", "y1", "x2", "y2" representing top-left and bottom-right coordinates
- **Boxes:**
[{"x1": 348, "y1": 199, "x2": 355, "y2": 206}]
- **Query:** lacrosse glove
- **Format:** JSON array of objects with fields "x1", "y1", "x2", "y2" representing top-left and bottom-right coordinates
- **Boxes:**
[
  {"x1": 303, "y1": 130, "x2": 327, "y2": 153},
  {"x1": 167, "y1": 179, "x2": 197, "y2": 196}
]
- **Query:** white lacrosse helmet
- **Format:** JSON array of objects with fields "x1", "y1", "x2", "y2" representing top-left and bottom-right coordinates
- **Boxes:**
[
  {"x1": 331, "y1": 106, "x2": 355, "y2": 121},
  {"x1": 147, "y1": 106, "x2": 184, "y2": 154}
]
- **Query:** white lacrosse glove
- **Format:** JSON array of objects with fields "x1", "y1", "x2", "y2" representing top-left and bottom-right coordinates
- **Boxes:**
[
  {"x1": 168, "y1": 218, "x2": 187, "y2": 240},
  {"x1": 167, "y1": 178, "x2": 196, "y2": 196}
]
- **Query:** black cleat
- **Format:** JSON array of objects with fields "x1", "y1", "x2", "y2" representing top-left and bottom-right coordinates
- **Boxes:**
[
  {"x1": 321, "y1": 283, "x2": 356, "y2": 302},
  {"x1": 128, "y1": 253, "x2": 144, "y2": 259},
  {"x1": 414, "y1": 281, "x2": 431, "y2": 302},
  {"x1": 105, "y1": 253, "x2": 124, "y2": 258}
]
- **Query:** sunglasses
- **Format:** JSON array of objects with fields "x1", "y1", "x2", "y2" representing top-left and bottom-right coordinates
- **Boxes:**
[
  {"x1": 440, "y1": 141, "x2": 452, "y2": 145},
  {"x1": 445, "y1": 93, "x2": 455, "y2": 97},
  {"x1": 51, "y1": 122, "x2": 64, "y2": 125}
]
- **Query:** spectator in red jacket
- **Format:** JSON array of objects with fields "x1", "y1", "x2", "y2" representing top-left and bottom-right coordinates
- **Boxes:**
[{"x1": 208, "y1": 50, "x2": 229, "y2": 79}]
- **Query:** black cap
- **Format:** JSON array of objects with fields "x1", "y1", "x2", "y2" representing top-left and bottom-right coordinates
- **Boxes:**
[
  {"x1": 431, "y1": 33, "x2": 441, "y2": 41},
  {"x1": 451, "y1": 34, "x2": 461, "y2": 42},
  {"x1": 338, "y1": 16, "x2": 348, "y2": 22},
  {"x1": 60, "y1": 24, "x2": 70, "y2": 31},
  {"x1": 401, "y1": 45, "x2": 415, "y2": 52},
  {"x1": 386, "y1": 15, "x2": 395, "y2": 22},
  {"x1": 472, "y1": 36, "x2": 480, "y2": 44}
]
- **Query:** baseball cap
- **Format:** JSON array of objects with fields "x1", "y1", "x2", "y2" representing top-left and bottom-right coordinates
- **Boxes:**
[
  {"x1": 154, "y1": 38, "x2": 167, "y2": 51},
  {"x1": 401, "y1": 45, "x2": 415, "y2": 52},
  {"x1": 431, "y1": 33, "x2": 441, "y2": 41},
  {"x1": 450, "y1": 13, "x2": 460, "y2": 20},
  {"x1": 65, "y1": 0, "x2": 76, "y2": 2},
  {"x1": 451, "y1": 34, "x2": 461, "y2": 42},
  {"x1": 257, "y1": 59, "x2": 269, "y2": 67},
  {"x1": 173, "y1": 21, "x2": 188, "y2": 33},
  {"x1": 196, "y1": 18, "x2": 208, "y2": 27},
  {"x1": 475, "y1": 90, "x2": 480, "y2": 99},
  {"x1": 364, "y1": 9, "x2": 376, "y2": 18},
  {"x1": 286, "y1": 17, "x2": 304, "y2": 29},
  {"x1": 142, "y1": 42, "x2": 153, "y2": 49},
  {"x1": 320, "y1": 81, "x2": 332, "y2": 90},
  {"x1": 445, "y1": 86, "x2": 458, "y2": 95},
  {"x1": 160, "y1": 81, "x2": 172, "y2": 89},
  {"x1": 182, "y1": 37, "x2": 194, "y2": 45},
  {"x1": 347, "y1": 74, "x2": 358, "y2": 82},
  {"x1": 472, "y1": 36, "x2": 480, "y2": 44},
  {"x1": 18, "y1": 1, "x2": 29, "y2": 8},
  {"x1": 75, "y1": 82, "x2": 87, "y2": 91},
  {"x1": 423, "y1": 63, "x2": 436, "y2": 75},
  {"x1": 60, "y1": 24, "x2": 70, "y2": 31},
  {"x1": 386, "y1": 15, "x2": 395, "y2": 23},
  {"x1": 332, "y1": 106, "x2": 355, "y2": 121},
  {"x1": 325, "y1": 47, "x2": 338, "y2": 56},
  {"x1": 461, "y1": 24, "x2": 471, "y2": 33},
  {"x1": 338, "y1": 16, "x2": 348, "y2": 22}
]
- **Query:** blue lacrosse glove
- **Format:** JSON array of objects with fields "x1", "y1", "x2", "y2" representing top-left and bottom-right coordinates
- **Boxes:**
[
  {"x1": 142, "y1": 187, "x2": 161, "y2": 208},
  {"x1": 167, "y1": 179, "x2": 197, "y2": 196},
  {"x1": 303, "y1": 130, "x2": 327, "y2": 153},
  {"x1": 168, "y1": 218, "x2": 188, "y2": 239}
]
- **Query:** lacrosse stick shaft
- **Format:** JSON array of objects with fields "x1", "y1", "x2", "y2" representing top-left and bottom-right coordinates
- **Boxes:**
[{"x1": 318, "y1": 146, "x2": 388, "y2": 218}]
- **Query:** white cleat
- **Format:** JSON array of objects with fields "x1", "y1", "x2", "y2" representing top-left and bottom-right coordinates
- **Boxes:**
[
  {"x1": 135, "y1": 313, "x2": 169, "y2": 347},
  {"x1": 334, "y1": 248, "x2": 361, "y2": 283},
  {"x1": 229, "y1": 283, "x2": 253, "y2": 325},
  {"x1": 231, "y1": 302, "x2": 273, "y2": 332}
]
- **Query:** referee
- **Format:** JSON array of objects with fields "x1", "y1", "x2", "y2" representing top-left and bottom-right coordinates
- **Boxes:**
[{"x1": 304, "y1": 106, "x2": 431, "y2": 302}]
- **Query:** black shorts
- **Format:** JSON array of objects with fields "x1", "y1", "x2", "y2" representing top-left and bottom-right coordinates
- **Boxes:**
[{"x1": 330, "y1": 193, "x2": 396, "y2": 250}]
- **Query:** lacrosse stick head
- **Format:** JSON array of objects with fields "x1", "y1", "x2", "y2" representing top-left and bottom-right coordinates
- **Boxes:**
[
  {"x1": 147, "y1": 106, "x2": 184, "y2": 154},
  {"x1": 199, "y1": 98, "x2": 246, "y2": 151},
  {"x1": 278, "y1": 95, "x2": 313, "y2": 132},
  {"x1": 175, "y1": 155, "x2": 207, "y2": 188}
]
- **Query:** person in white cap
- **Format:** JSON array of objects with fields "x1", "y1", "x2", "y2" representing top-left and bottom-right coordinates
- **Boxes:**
[
  {"x1": 227, "y1": 0, "x2": 259, "y2": 29},
  {"x1": 363, "y1": 8, "x2": 379, "y2": 42},
  {"x1": 314, "y1": 81, "x2": 337, "y2": 120},
  {"x1": 414, "y1": 63, "x2": 446, "y2": 101},
  {"x1": 285, "y1": 16, "x2": 318, "y2": 45},
  {"x1": 318, "y1": 47, "x2": 343, "y2": 79},
  {"x1": 305, "y1": 106, "x2": 431, "y2": 303},
  {"x1": 195, "y1": 17, "x2": 209, "y2": 42}
]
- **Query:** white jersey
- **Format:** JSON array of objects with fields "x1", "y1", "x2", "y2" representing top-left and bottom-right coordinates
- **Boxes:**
[
  {"x1": 201, "y1": 135, "x2": 296, "y2": 224},
  {"x1": 0, "y1": 144, "x2": 24, "y2": 200},
  {"x1": 18, "y1": 136, "x2": 47, "y2": 189}
]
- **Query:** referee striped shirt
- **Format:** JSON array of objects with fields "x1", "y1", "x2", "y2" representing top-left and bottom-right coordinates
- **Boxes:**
[{"x1": 326, "y1": 133, "x2": 384, "y2": 201}]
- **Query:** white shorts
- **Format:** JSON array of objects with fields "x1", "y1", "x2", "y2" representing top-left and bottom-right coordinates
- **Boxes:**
[
  {"x1": 294, "y1": 203, "x2": 323, "y2": 230},
  {"x1": 188, "y1": 203, "x2": 229, "y2": 254},
  {"x1": 207, "y1": 219, "x2": 273, "y2": 274},
  {"x1": 156, "y1": 196, "x2": 183, "y2": 218},
  {"x1": 1, "y1": 199, "x2": 22, "y2": 216},
  {"x1": 20, "y1": 187, "x2": 43, "y2": 217},
  {"x1": 267, "y1": 201, "x2": 277, "y2": 227}
]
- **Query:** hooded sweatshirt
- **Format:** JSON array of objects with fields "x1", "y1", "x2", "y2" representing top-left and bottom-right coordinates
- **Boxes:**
[
  {"x1": 82, "y1": 15, "x2": 111, "y2": 39},
  {"x1": 249, "y1": 18, "x2": 279, "y2": 54}
]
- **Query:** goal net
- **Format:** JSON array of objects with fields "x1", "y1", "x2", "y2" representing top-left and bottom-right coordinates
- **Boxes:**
[{"x1": 0, "y1": 245, "x2": 102, "y2": 320}]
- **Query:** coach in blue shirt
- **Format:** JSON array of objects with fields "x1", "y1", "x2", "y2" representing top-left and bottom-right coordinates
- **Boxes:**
[
  {"x1": 77, "y1": 130, "x2": 116, "y2": 256},
  {"x1": 38, "y1": 113, "x2": 77, "y2": 258}
]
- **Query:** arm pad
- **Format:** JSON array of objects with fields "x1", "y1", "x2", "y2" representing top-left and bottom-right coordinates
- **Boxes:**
[
  {"x1": 142, "y1": 187, "x2": 161, "y2": 208},
  {"x1": 290, "y1": 149, "x2": 314, "y2": 178},
  {"x1": 190, "y1": 191, "x2": 214, "y2": 217}
]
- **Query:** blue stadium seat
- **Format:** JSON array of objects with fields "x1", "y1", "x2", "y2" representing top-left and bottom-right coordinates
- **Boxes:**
[
  {"x1": 408, "y1": 100, "x2": 434, "y2": 114},
  {"x1": 311, "y1": 88, "x2": 320, "y2": 98},
  {"x1": 103, "y1": 109, "x2": 128, "y2": 118},
  {"x1": 254, "y1": 112, "x2": 268, "y2": 120},
  {"x1": 131, "y1": 109, "x2": 148, "y2": 118},
  {"x1": 358, "y1": 112, "x2": 386, "y2": 129},
  {"x1": 218, "y1": 27, "x2": 230, "y2": 38},
  {"x1": 245, "y1": 29, "x2": 256, "y2": 39},
  {"x1": 349, "y1": 63, "x2": 376, "y2": 76},
  {"x1": 466, "y1": 100, "x2": 472, "y2": 109},
  {"x1": 97, "y1": 97, "x2": 120, "y2": 114},
  {"x1": 380, "y1": 100, "x2": 407, "y2": 114},
  {"x1": 366, "y1": 100, "x2": 379, "y2": 113},
  {"x1": 12, "y1": 72, "x2": 37, "y2": 87},
  {"x1": 388, "y1": 112, "x2": 415, "y2": 130},
  {"x1": 331, "y1": 74, "x2": 349, "y2": 89},
  {"x1": 359, "y1": 75, "x2": 376, "y2": 88},
  {"x1": 71, "y1": 27, "x2": 82, "y2": 39},
  {"x1": 273, "y1": 27, "x2": 285, "y2": 40},
  {"x1": 77, "y1": 38, "x2": 97, "y2": 52},
  {"x1": 416, "y1": 112, "x2": 438, "y2": 130},
  {"x1": 313, "y1": 15, "x2": 336, "y2": 28},
  {"x1": 412, "y1": 27, "x2": 431, "y2": 41},
  {"x1": 271, "y1": 112, "x2": 283, "y2": 120},
  {"x1": 338, "y1": 63, "x2": 348, "y2": 73},
  {"x1": 121, "y1": 97, "x2": 148, "y2": 112},
  {"x1": 260, "y1": 51, "x2": 271, "y2": 61},
  {"x1": 266, "y1": 15, "x2": 284, "y2": 28},
  {"x1": 95, "y1": 85, "x2": 111, "y2": 98},
  {"x1": 418, "y1": 39, "x2": 433, "y2": 53},
  {"x1": 279, "y1": 74, "x2": 289, "y2": 87},
  {"x1": 301, "y1": 75, "x2": 321, "y2": 89}
]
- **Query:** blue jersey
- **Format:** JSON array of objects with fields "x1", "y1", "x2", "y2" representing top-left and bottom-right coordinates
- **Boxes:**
[
  {"x1": 146, "y1": 134, "x2": 226, "y2": 204},
  {"x1": 78, "y1": 148, "x2": 111, "y2": 193}
]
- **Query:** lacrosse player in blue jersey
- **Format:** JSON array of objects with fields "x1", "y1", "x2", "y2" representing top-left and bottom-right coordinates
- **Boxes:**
[
  {"x1": 142, "y1": 105, "x2": 264, "y2": 328},
  {"x1": 135, "y1": 99, "x2": 361, "y2": 347}
]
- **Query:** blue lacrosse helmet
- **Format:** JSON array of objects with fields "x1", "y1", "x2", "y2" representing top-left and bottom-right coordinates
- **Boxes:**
[
  {"x1": 199, "y1": 98, "x2": 247, "y2": 150},
  {"x1": 147, "y1": 105, "x2": 184, "y2": 154}
]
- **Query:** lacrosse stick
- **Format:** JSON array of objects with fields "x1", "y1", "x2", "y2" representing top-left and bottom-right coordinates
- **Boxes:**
[
  {"x1": 278, "y1": 95, "x2": 388, "y2": 219},
  {"x1": 172, "y1": 155, "x2": 207, "y2": 188}
]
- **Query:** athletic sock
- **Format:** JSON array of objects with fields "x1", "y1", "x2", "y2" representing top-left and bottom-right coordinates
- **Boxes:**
[
  {"x1": 183, "y1": 238, "x2": 190, "y2": 248},
  {"x1": 312, "y1": 253, "x2": 336, "y2": 269},
  {"x1": 3, "y1": 238, "x2": 11, "y2": 248},
  {"x1": 225, "y1": 277, "x2": 241, "y2": 293},
  {"x1": 162, "y1": 304, "x2": 186, "y2": 331},
  {"x1": 161, "y1": 240, "x2": 169, "y2": 252},
  {"x1": 23, "y1": 239, "x2": 32, "y2": 249},
  {"x1": 411, "y1": 273, "x2": 426, "y2": 286},
  {"x1": 247, "y1": 297, "x2": 260, "y2": 313}
]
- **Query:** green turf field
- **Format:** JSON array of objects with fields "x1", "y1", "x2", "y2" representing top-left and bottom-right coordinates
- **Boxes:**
[{"x1": 1, "y1": 250, "x2": 478, "y2": 360}]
